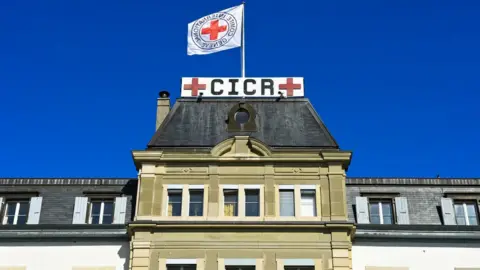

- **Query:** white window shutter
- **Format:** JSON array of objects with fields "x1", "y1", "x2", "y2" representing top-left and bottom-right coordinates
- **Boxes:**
[
  {"x1": 27, "y1": 197, "x2": 43, "y2": 224},
  {"x1": 72, "y1": 197, "x2": 88, "y2": 224},
  {"x1": 0, "y1": 197, "x2": 4, "y2": 218},
  {"x1": 394, "y1": 197, "x2": 410, "y2": 224},
  {"x1": 355, "y1": 196, "x2": 370, "y2": 224},
  {"x1": 113, "y1": 197, "x2": 128, "y2": 224},
  {"x1": 441, "y1": 197, "x2": 456, "y2": 225}
]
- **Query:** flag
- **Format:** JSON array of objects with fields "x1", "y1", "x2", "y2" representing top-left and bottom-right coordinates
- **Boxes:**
[{"x1": 187, "y1": 4, "x2": 244, "y2": 56}]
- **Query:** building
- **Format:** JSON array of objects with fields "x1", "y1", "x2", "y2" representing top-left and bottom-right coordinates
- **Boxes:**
[
  {"x1": 1, "y1": 80, "x2": 480, "y2": 270},
  {"x1": 0, "y1": 178, "x2": 135, "y2": 270},
  {"x1": 130, "y1": 93, "x2": 353, "y2": 270},
  {"x1": 348, "y1": 177, "x2": 480, "y2": 270}
]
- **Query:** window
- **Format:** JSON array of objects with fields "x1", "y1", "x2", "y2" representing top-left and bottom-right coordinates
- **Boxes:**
[
  {"x1": 245, "y1": 189, "x2": 260, "y2": 216},
  {"x1": 224, "y1": 190, "x2": 238, "y2": 216},
  {"x1": 189, "y1": 190, "x2": 204, "y2": 216},
  {"x1": 226, "y1": 266, "x2": 255, "y2": 270},
  {"x1": 167, "y1": 265, "x2": 196, "y2": 270},
  {"x1": 2, "y1": 200, "x2": 29, "y2": 225},
  {"x1": 454, "y1": 201, "x2": 478, "y2": 225},
  {"x1": 369, "y1": 199, "x2": 394, "y2": 224},
  {"x1": 89, "y1": 199, "x2": 114, "y2": 224},
  {"x1": 300, "y1": 190, "x2": 316, "y2": 217},
  {"x1": 279, "y1": 189, "x2": 295, "y2": 216},
  {"x1": 168, "y1": 190, "x2": 182, "y2": 216},
  {"x1": 284, "y1": 267, "x2": 314, "y2": 270}
]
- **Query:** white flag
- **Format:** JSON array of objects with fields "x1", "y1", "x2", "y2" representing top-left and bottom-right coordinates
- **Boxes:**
[{"x1": 187, "y1": 4, "x2": 243, "y2": 56}]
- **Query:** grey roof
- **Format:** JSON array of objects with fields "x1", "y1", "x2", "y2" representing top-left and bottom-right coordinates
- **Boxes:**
[
  {"x1": 2, "y1": 176, "x2": 480, "y2": 241},
  {"x1": 0, "y1": 178, "x2": 137, "y2": 226},
  {"x1": 147, "y1": 98, "x2": 339, "y2": 149},
  {"x1": 346, "y1": 177, "x2": 480, "y2": 225}
]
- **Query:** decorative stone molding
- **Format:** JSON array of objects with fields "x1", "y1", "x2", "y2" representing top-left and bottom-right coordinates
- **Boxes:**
[{"x1": 211, "y1": 136, "x2": 272, "y2": 157}]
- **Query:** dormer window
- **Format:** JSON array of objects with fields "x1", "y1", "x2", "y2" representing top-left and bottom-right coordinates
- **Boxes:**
[
  {"x1": 2, "y1": 200, "x2": 29, "y2": 225},
  {"x1": 0, "y1": 196, "x2": 43, "y2": 225},
  {"x1": 441, "y1": 196, "x2": 480, "y2": 226},
  {"x1": 89, "y1": 199, "x2": 114, "y2": 224},
  {"x1": 369, "y1": 199, "x2": 394, "y2": 224},
  {"x1": 454, "y1": 200, "x2": 478, "y2": 225}
]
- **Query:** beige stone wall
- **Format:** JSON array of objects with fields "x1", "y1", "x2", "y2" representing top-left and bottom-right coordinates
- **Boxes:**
[
  {"x1": 130, "y1": 136, "x2": 353, "y2": 270},
  {"x1": 130, "y1": 229, "x2": 353, "y2": 270},
  {"x1": 136, "y1": 163, "x2": 348, "y2": 222}
]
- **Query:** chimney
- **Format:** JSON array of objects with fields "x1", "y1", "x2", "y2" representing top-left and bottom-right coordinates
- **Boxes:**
[{"x1": 156, "y1": 91, "x2": 171, "y2": 130}]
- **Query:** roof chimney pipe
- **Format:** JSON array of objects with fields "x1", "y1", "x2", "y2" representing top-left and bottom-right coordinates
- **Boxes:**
[{"x1": 156, "y1": 91, "x2": 171, "y2": 130}]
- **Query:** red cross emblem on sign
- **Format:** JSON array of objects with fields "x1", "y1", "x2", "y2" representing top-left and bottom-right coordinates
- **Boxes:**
[
  {"x1": 183, "y1": 78, "x2": 206, "y2": 96},
  {"x1": 201, "y1": 20, "x2": 227, "y2": 41},
  {"x1": 279, "y1": 78, "x2": 302, "y2": 96}
]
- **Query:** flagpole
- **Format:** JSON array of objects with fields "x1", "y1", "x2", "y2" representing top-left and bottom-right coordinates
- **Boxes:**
[{"x1": 241, "y1": 1, "x2": 246, "y2": 78}]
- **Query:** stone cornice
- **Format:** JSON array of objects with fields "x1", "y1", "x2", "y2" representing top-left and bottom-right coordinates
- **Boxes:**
[
  {"x1": 128, "y1": 220, "x2": 355, "y2": 234},
  {"x1": 355, "y1": 224, "x2": 480, "y2": 241},
  {"x1": 0, "y1": 224, "x2": 128, "y2": 239},
  {"x1": 131, "y1": 150, "x2": 352, "y2": 168}
]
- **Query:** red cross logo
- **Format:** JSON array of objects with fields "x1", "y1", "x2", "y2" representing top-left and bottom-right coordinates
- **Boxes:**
[
  {"x1": 183, "y1": 78, "x2": 206, "y2": 96},
  {"x1": 279, "y1": 78, "x2": 302, "y2": 96},
  {"x1": 201, "y1": 20, "x2": 227, "y2": 41}
]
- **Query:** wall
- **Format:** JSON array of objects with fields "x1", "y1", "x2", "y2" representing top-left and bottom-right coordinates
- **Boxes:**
[
  {"x1": 132, "y1": 229, "x2": 344, "y2": 270},
  {"x1": 0, "y1": 241, "x2": 129, "y2": 270},
  {"x1": 352, "y1": 241, "x2": 480, "y2": 270},
  {"x1": 137, "y1": 163, "x2": 348, "y2": 222},
  {"x1": 131, "y1": 137, "x2": 354, "y2": 270}
]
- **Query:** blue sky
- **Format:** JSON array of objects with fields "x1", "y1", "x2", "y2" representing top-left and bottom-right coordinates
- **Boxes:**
[{"x1": 1, "y1": 0, "x2": 479, "y2": 178}]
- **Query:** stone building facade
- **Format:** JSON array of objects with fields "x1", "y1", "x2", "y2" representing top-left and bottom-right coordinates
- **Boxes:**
[
  {"x1": 130, "y1": 97, "x2": 354, "y2": 270},
  {"x1": 1, "y1": 91, "x2": 480, "y2": 270}
]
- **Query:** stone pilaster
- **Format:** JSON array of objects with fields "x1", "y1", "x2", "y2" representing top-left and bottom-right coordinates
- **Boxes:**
[
  {"x1": 331, "y1": 231, "x2": 352, "y2": 270},
  {"x1": 130, "y1": 241, "x2": 151, "y2": 270}
]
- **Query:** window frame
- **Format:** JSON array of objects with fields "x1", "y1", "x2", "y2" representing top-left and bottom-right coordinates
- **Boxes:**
[
  {"x1": 279, "y1": 188, "x2": 295, "y2": 217},
  {"x1": 166, "y1": 265, "x2": 197, "y2": 270},
  {"x1": 188, "y1": 189, "x2": 204, "y2": 217},
  {"x1": 244, "y1": 188, "x2": 260, "y2": 217},
  {"x1": 167, "y1": 189, "x2": 183, "y2": 217},
  {"x1": 453, "y1": 200, "x2": 479, "y2": 226},
  {"x1": 368, "y1": 198, "x2": 395, "y2": 225},
  {"x1": 88, "y1": 199, "x2": 115, "y2": 225},
  {"x1": 2, "y1": 200, "x2": 30, "y2": 225},
  {"x1": 299, "y1": 189, "x2": 316, "y2": 217},
  {"x1": 219, "y1": 185, "x2": 263, "y2": 218},
  {"x1": 223, "y1": 189, "x2": 239, "y2": 217}
]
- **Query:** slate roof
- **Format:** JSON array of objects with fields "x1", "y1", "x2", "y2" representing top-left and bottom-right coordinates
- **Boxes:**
[
  {"x1": 2, "y1": 177, "x2": 480, "y2": 229},
  {"x1": 0, "y1": 178, "x2": 136, "y2": 225},
  {"x1": 346, "y1": 177, "x2": 480, "y2": 225},
  {"x1": 147, "y1": 98, "x2": 339, "y2": 149}
]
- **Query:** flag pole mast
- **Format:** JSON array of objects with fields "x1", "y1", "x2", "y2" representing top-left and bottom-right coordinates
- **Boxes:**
[{"x1": 241, "y1": 1, "x2": 246, "y2": 78}]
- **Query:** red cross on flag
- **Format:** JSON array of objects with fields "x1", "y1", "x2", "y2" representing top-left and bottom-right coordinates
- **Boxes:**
[{"x1": 187, "y1": 4, "x2": 244, "y2": 56}]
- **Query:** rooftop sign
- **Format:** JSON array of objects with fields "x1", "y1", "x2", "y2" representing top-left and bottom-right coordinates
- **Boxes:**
[{"x1": 181, "y1": 77, "x2": 304, "y2": 98}]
